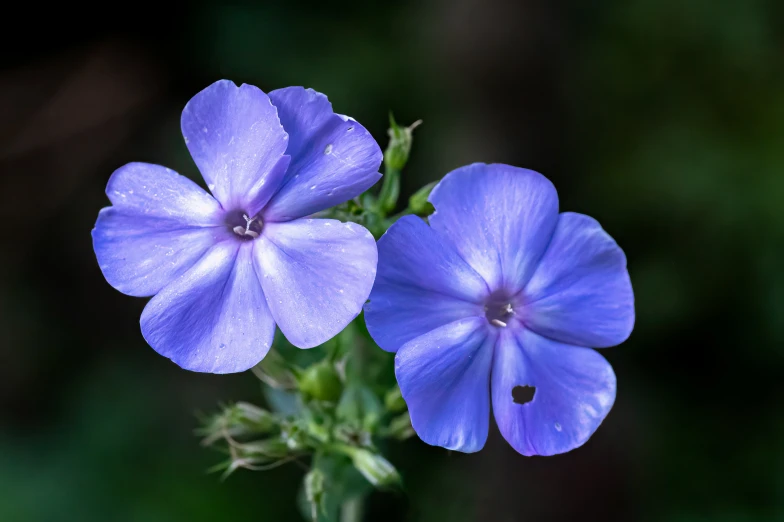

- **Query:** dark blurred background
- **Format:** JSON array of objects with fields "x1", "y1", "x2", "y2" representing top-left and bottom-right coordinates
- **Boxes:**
[{"x1": 2, "y1": 1, "x2": 783, "y2": 520}]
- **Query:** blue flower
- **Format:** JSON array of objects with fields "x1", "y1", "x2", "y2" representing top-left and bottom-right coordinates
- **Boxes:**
[
  {"x1": 93, "y1": 80, "x2": 381, "y2": 374},
  {"x1": 364, "y1": 163, "x2": 634, "y2": 455}
]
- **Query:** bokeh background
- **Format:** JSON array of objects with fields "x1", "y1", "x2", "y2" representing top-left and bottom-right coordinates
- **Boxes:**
[{"x1": 2, "y1": 1, "x2": 783, "y2": 520}]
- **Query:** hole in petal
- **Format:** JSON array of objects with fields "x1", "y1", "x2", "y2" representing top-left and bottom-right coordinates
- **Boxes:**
[{"x1": 512, "y1": 385, "x2": 536, "y2": 405}]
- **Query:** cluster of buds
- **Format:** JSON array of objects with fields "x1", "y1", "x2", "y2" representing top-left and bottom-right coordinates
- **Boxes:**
[{"x1": 199, "y1": 352, "x2": 412, "y2": 520}]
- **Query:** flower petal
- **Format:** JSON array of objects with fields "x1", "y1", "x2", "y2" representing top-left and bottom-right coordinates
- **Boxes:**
[
  {"x1": 254, "y1": 219, "x2": 377, "y2": 348},
  {"x1": 521, "y1": 212, "x2": 634, "y2": 348},
  {"x1": 364, "y1": 215, "x2": 488, "y2": 352},
  {"x1": 428, "y1": 163, "x2": 559, "y2": 293},
  {"x1": 92, "y1": 162, "x2": 228, "y2": 297},
  {"x1": 491, "y1": 328, "x2": 616, "y2": 456},
  {"x1": 140, "y1": 241, "x2": 276, "y2": 373},
  {"x1": 395, "y1": 317, "x2": 493, "y2": 453},
  {"x1": 263, "y1": 87, "x2": 382, "y2": 221},
  {"x1": 181, "y1": 80, "x2": 289, "y2": 213}
]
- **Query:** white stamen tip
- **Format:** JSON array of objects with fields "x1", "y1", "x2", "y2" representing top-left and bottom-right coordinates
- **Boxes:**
[
  {"x1": 233, "y1": 226, "x2": 246, "y2": 235},
  {"x1": 245, "y1": 230, "x2": 259, "y2": 239},
  {"x1": 491, "y1": 319, "x2": 507, "y2": 328}
]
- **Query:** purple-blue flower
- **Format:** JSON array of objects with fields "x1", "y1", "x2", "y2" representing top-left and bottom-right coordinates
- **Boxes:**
[
  {"x1": 93, "y1": 80, "x2": 381, "y2": 374},
  {"x1": 364, "y1": 163, "x2": 634, "y2": 456}
]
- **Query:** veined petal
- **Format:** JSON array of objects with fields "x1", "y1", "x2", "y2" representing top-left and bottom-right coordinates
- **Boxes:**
[
  {"x1": 364, "y1": 215, "x2": 488, "y2": 352},
  {"x1": 140, "y1": 241, "x2": 276, "y2": 374},
  {"x1": 254, "y1": 219, "x2": 377, "y2": 348},
  {"x1": 92, "y1": 162, "x2": 227, "y2": 297},
  {"x1": 521, "y1": 212, "x2": 634, "y2": 348},
  {"x1": 181, "y1": 80, "x2": 289, "y2": 213},
  {"x1": 395, "y1": 317, "x2": 493, "y2": 453},
  {"x1": 491, "y1": 328, "x2": 616, "y2": 456},
  {"x1": 428, "y1": 163, "x2": 559, "y2": 293},
  {"x1": 263, "y1": 87, "x2": 382, "y2": 221}
]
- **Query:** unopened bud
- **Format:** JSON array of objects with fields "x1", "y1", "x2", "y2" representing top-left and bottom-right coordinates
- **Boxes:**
[
  {"x1": 233, "y1": 402, "x2": 277, "y2": 432},
  {"x1": 337, "y1": 445, "x2": 400, "y2": 487},
  {"x1": 298, "y1": 361, "x2": 343, "y2": 403},
  {"x1": 384, "y1": 114, "x2": 422, "y2": 172},
  {"x1": 304, "y1": 468, "x2": 326, "y2": 522},
  {"x1": 408, "y1": 181, "x2": 437, "y2": 216}
]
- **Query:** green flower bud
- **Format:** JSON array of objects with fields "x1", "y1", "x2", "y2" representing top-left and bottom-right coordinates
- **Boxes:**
[
  {"x1": 340, "y1": 446, "x2": 400, "y2": 488},
  {"x1": 198, "y1": 402, "x2": 278, "y2": 446},
  {"x1": 384, "y1": 114, "x2": 422, "y2": 173},
  {"x1": 233, "y1": 402, "x2": 277, "y2": 431},
  {"x1": 376, "y1": 115, "x2": 422, "y2": 216},
  {"x1": 304, "y1": 468, "x2": 326, "y2": 522},
  {"x1": 408, "y1": 181, "x2": 437, "y2": 216},
  {"x1": 298, "y1": 361, "x2": 343, "y2": 403},
  {"x1": 239, "y1": 438, "x2": 290, "y2": 459}
]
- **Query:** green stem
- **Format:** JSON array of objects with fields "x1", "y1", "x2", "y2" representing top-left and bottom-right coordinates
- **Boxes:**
[
  {"x1": 340, "y1": 496, "x2": 364, "y2": 522},
  {"x1": 375, "y1": 167, "x2": 400, "y2": 215}
]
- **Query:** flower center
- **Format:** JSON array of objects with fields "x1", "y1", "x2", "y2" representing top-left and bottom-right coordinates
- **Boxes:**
[
  {"x1": 484, "y1": 293, "x2": 515, "y2": 328},
  {"x1": 226, "y1": 210, "x2": 263, "y2": 240}
]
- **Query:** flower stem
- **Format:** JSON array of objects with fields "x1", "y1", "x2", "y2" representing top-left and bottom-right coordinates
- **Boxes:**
[
  {"x1": 375, "y1": 166, "x2": 400, "y2": 215},
  {"x1": 340, "y1": 496, "x2": 364, "y2": 522}
]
